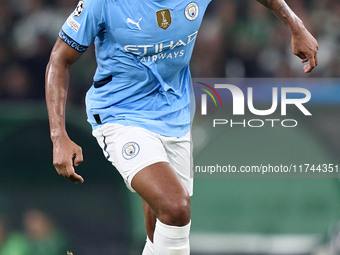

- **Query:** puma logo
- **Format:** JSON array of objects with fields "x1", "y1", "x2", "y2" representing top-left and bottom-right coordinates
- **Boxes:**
[{"x1": 127, "y1": 18, "x2": 142, "y2": 30}]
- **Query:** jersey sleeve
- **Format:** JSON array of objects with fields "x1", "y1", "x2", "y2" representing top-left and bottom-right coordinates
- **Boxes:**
[
  {"x1": 202, "y1": 0, "x2": 212, "y2": 5},
  {"x1": 59, "y1": 0, "x2": 105, "y2": 52}
]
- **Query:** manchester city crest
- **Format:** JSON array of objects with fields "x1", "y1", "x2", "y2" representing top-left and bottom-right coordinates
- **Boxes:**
[
  {"x1": 73, "y1": 0, "x2": 84, "y2": 17},
  {"x1": 185, "y1": 2, "x2": 199, "y2": 21},
  {"x1": 122, "y1": 142, "x2": 140, "y2": 160}
]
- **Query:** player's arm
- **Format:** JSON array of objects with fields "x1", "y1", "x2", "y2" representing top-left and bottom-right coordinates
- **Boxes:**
[
  {"x1": 45, "y1": 38, "x2": 84, "y2": 184},
  {"x1": 257, "y1": 0, "x2": 318, "y2": 73}
]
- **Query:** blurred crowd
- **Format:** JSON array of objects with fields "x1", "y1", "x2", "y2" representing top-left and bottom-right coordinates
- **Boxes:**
[
  {"x1": 0, "y1": 0, "x2": 339, "y2": 104},
  {"x1": 0, "y1": 209, "x2": 68, "y2": 255}
]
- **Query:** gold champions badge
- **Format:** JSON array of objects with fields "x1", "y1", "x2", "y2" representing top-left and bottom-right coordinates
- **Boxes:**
[{"x1": 156, "y1": 9, "x2": 172, "y2": 30}]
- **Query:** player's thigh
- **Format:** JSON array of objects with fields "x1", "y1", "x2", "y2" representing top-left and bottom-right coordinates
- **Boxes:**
[
  {"x1": 131, "y1": 162, "x2": 190, "y2": 225},
  {"x1": 92, "y1": 123, "x2": 169, "y2": 192},
  {"x1": 93, "y1": 124, "x2": 190, "y2": 224}
]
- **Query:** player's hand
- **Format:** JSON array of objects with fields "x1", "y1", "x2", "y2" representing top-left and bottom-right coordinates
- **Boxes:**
[
  {"x1": 52, "y1": 136, "x2": 84, "y2": 184},
  {"x1": 291, "y1": 25, "x2": 318, "y2": 73}
]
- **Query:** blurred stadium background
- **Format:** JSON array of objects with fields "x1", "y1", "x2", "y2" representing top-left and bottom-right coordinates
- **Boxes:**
[{"x1": 1, "y1": 0, "x2": 340, "y2": 254}]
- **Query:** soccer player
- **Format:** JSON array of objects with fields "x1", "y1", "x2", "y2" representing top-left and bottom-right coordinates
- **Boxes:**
[{"x1": 45, "y1": 0, "x2": 318, "y2": 254}]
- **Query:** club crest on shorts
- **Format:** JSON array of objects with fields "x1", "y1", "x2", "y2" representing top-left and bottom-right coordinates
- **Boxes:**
[
  {"x1": 73, "y1": 0, "x2": 84, "y2": 17},
  {"x1": 122, "y1": 142, "x2": 140, "y2": 160},
  {"x1": 185, "y1": 2, "x2": 199, "y2": 21},
  {"x1": 156, "y1": 9, "x2": 172, "y2": 30}
]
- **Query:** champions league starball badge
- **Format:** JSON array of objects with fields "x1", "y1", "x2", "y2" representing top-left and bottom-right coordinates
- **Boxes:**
[
  {"x1": 185, "y1": 2, "x2": 199, "y2": 21},
  {"x1": 122, "y1": 142, "x2": 140, "y2": 160},
  {"x1": 73, "y1": 0, "x2": 84, "y2": 18}
]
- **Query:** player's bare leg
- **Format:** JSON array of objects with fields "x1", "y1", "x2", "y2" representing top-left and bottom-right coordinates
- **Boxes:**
[
  {"x1": 132, "y1": 162, "x2": 191, "y2": 226},
  {"x1": 132, "y1": 162, "x2": 191, "y2": 255},
  {"x1": 143, "y1": 199, "x2": 156, "y2": 241},
  {"x1": 142, "y1": 199, "x2": 156, "y2": 254}
]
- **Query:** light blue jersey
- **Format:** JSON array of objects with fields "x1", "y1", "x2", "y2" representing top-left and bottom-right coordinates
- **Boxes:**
[{"x1": 60, "y1": 0, "x2": 211, "y2": 137}]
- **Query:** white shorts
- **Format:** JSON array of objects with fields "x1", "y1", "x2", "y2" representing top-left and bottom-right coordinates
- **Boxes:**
[{"x1": 92, "y1": 123, "x2": 193, "y2": 196}]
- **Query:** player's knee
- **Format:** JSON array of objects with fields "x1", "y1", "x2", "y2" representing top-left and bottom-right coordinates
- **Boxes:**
[{"x1": 158, "y1": 195, "x2": 191, "y2": 226}]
